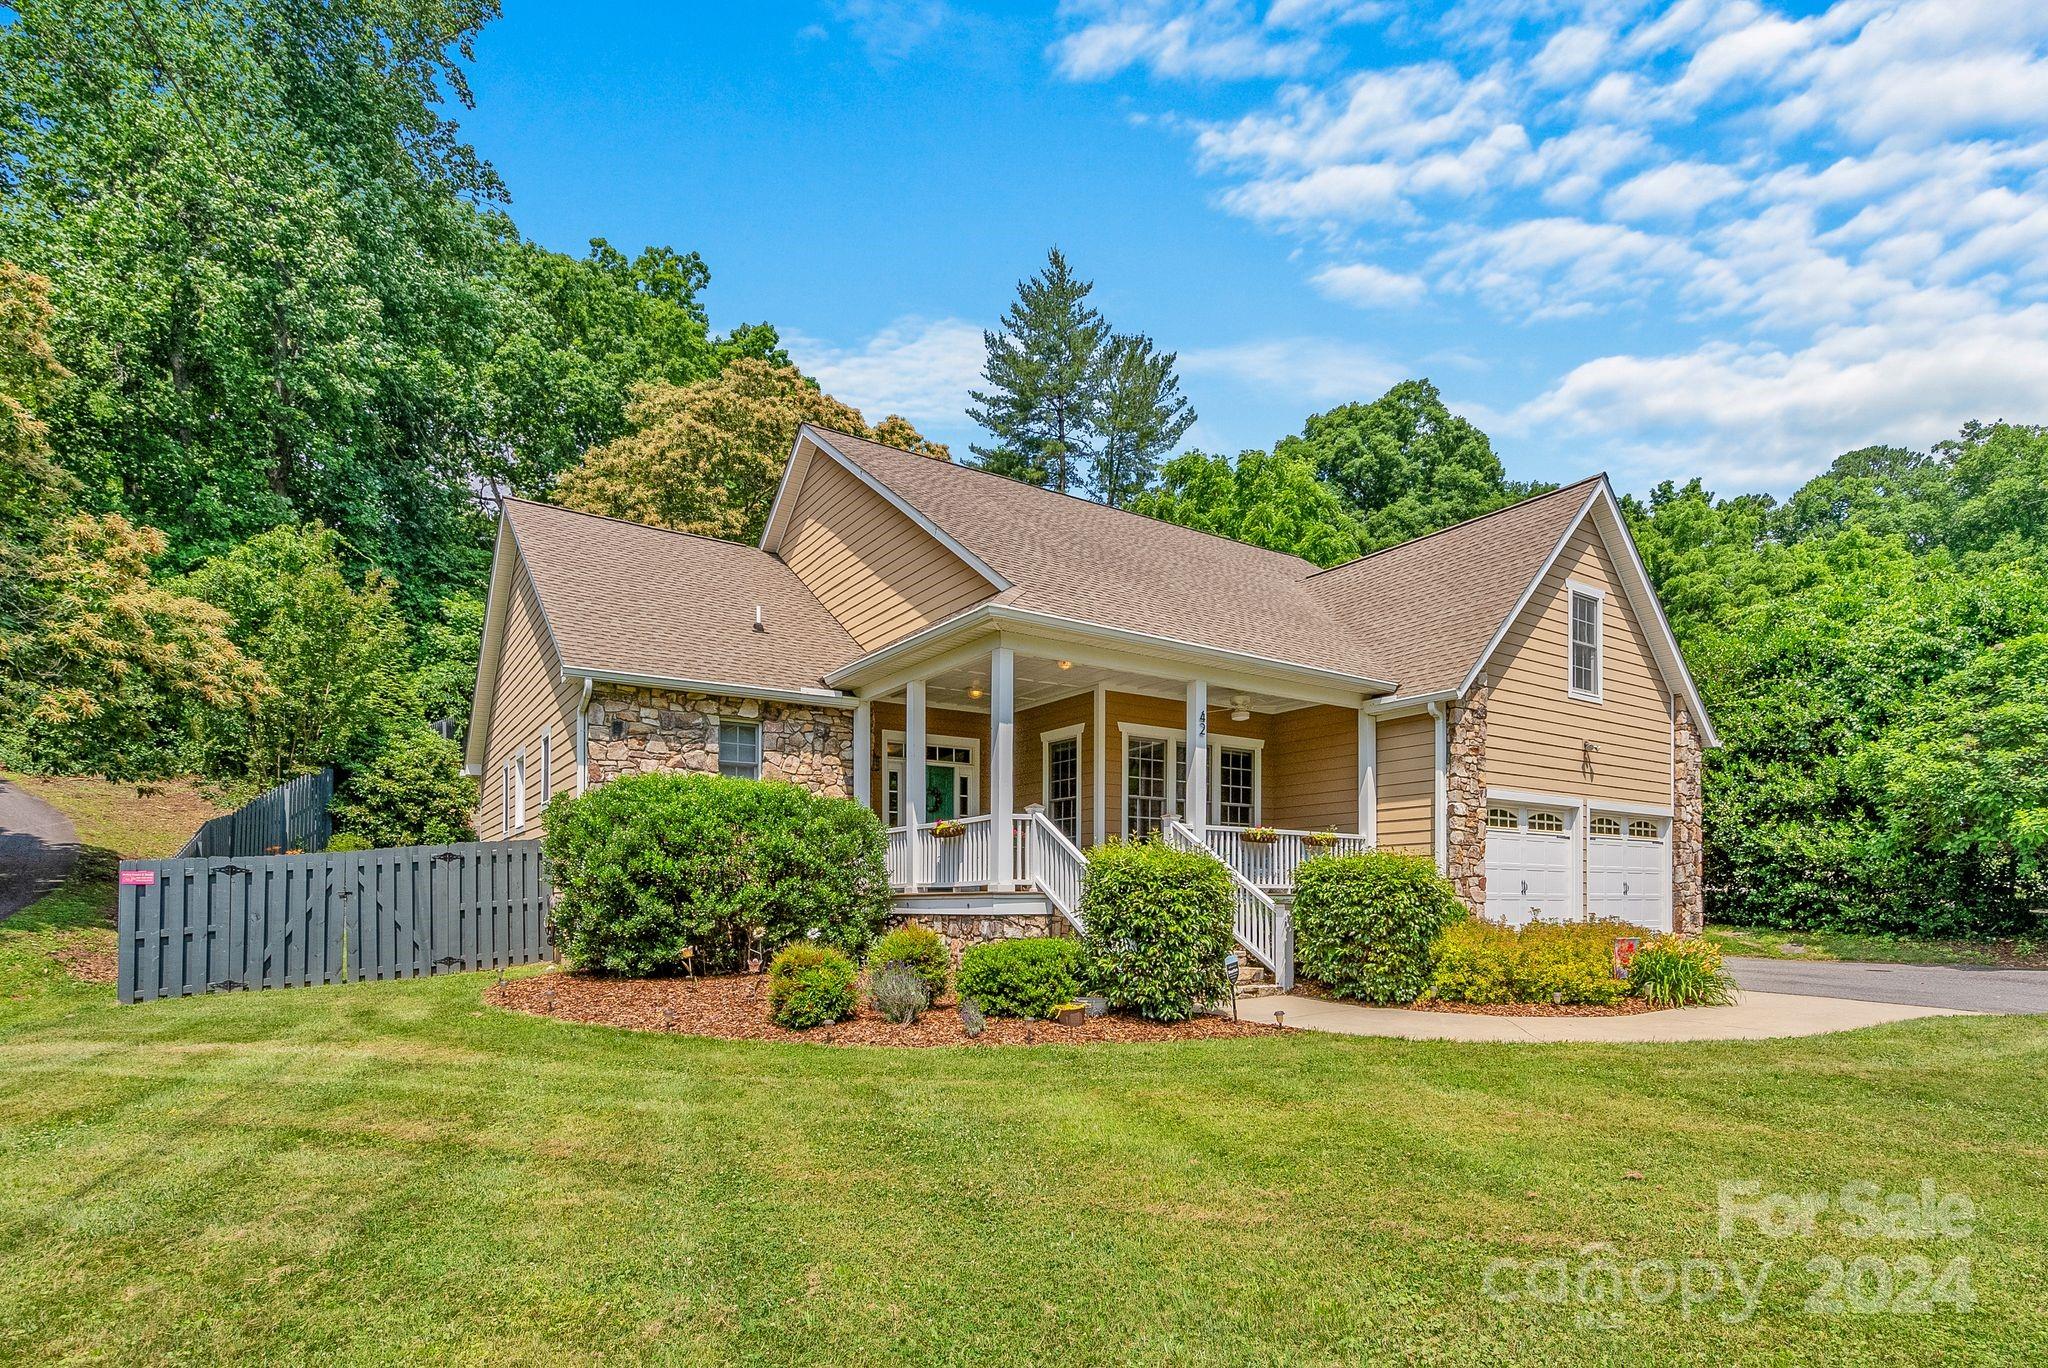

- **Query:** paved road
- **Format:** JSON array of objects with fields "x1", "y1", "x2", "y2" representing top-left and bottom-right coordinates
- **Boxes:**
[
  {"x1": 1727, "y1": 956, "x2": 2048, "y2": 1015},
  {"x1": 0, "y1": 778, "x2": 79, "y2": 921}
]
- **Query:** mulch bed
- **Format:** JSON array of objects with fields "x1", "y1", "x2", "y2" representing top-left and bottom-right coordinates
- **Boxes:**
[{"x1": 486, "y1": 969, "x2": 1280, "y2": 1047}]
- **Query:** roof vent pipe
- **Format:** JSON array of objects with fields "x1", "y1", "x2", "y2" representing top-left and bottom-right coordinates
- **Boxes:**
[{"x1": 753, "y1": 605, "x2": 765, "y2": 632}]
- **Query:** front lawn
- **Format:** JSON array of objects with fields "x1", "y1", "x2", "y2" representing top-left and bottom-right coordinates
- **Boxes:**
[
  {"x1": 1706, "y1": 921, "x2": 2048, "y2": 969},
  {"x1": 2, "y1": 926, "x2": 2044, "y2": 1364}
]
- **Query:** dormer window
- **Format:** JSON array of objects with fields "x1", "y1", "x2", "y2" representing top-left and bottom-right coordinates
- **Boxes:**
[{"x1": 1568, "y1": 585, "x2": 1603, "y2": 701}]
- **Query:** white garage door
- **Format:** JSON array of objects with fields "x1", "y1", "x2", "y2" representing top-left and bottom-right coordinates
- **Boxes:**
[
  {"x1": 1587, "y1": 814, "x2": 1671, "y2": 931},
  {"x1": 1485, "y1": 803, "x2": 1575, "y2": 926}
]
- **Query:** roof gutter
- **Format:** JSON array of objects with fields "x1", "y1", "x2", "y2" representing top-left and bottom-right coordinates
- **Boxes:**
[
  {"x1": 824, "y1": 602, "x2": 1399, "y2": 697},
  {"x1": 567, "y1": 666, "x2": 856, "y2": 710}
]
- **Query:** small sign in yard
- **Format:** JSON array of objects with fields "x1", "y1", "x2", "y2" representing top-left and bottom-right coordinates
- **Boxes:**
[
  {"x1": 1612, "y1": 936, "x2": 1641, "y2": 977},
  {"x1": 119, "y1": 870, "x2": 156, "y2": 887}
]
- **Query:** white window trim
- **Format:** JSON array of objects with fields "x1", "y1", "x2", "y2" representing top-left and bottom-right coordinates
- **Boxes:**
[
  {"x1": 1115, "y1": 721, "x2": 1264, "y2": 836},
  {"x1": 714, "y1": 715, "x2": 764, "y2": 781},
  {"x1": 1567, "y1": 580, "x2": 1604, "y2": 703},
  {"x1": 1040, "y1": 723, "x2": 1085, "y2": 841},
  {"x1": 538, "y1": 726, "x2": 553, "y2": 808},
  {"x1": 882, "y1": 730, "x2": 980, "y2": 822},
  {"x1": 506, "y1": 750, "x2": 527, "y2": 834}
]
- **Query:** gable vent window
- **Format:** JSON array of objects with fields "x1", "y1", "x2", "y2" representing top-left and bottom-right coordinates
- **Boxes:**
[
  {"x1": 1569, "y1": 587, "x2": 1603, "y2": 700},
  {"x1": 719, "y1": 719, "x2": 762, "y2": 780}
]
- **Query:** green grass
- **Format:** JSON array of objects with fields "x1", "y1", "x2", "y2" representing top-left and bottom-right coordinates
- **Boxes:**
[
  {"x1": 1706, "y1": 922, "x2": 2048, "y2": 969},
  {"x1": 3, "y1": 914, "x2": 2045, "y2": 1365}
]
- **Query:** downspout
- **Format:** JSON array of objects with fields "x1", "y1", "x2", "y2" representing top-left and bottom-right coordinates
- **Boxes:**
[
  {"x1": 576, "y1": 676, "x2": 594, "y2": 795},
  {"x1": 1429, "y1": 700, "x2": 1448, "y2": 874}
]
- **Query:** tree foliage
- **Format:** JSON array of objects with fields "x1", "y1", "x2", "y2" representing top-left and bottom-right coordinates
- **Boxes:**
[
  {"x1": 555, "y1": 358, "x2": 944, "y2": 542},
  {"x1": 329, "y1": 728, "x2": 477, "y2": 847},
  {"x1": 1130, "y1": 448, "x2": 1365, "y2": 565}
]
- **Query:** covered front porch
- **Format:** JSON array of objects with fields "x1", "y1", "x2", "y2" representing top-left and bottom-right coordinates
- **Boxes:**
[{"x1": 838, "y1": 626, "x2": 1391, "y2": 987}]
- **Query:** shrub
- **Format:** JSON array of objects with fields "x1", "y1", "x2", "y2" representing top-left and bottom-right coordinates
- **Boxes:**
[
  {"x1": 865, "y1": 923, "x2": 949, "y2": 1000},
  {"x1": 1627, "y1": 935, "x2": 1737, "y2": 1007},
  {"x1": 1292, "y1": 852, "x2": 1467, "y2": 1003},
  {"x1": 767, "y1": 943, "x2": 857, "y2": 1029},
  {"x1": 329, "y1": 729, "x2": 477, "y2": 847},
  {"x1": 324, "y1": 832, "x2": 373, "y2": 853},
  {"x1": 956, "y1": 938, "x2": 1085, "y2": 1019},
  {"x1": 543, "y1": 772, "x2": 891, "y2": 976},
  {"x1": 868, "y1": 962, "x2": 930, "y2": 1024},
  {"x1": 1079, "y1": 840, "x2": 1233, "y2": 1021},
  {"x1": 957, "y1": 998, "x2": 986, "y2": 1037},
  {"x1": 1427, "y1": 918, "x2": 1634, "y2": 1006}
]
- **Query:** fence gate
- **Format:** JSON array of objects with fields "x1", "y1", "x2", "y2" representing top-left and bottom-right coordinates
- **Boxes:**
[{"x1": 118, "y1": 842, "x2": 550, "y2": 1005}]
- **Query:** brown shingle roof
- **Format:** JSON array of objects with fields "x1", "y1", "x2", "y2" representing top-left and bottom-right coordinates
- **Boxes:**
[
  {"x1": 505, "y1": 499, "x2": 861, "y2": 694},
  {"x1": 1304, "y1": 476, "x2": 1605, "y2": 697},
  {"x1": 812, "y1": 430, "x2": 1397, "y2": 681}
]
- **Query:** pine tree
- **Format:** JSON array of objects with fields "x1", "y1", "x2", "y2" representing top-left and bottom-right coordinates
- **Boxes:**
[
  {"x1": 967, "y1": 248, "x2": 1109, "y2": 493},
  {"x1": 1093, "y1": 333, "x2": 1195, "y2": 508}
]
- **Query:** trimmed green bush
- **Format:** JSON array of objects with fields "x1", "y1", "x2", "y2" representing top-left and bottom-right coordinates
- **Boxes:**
[
  {"x1": 767, "y1": 943, "x2": 858, "y2": 1028},
  {"x1": 865, "y1": 923, "x2": 949, "y2": 1000},
  {"x1": 1627, "y1": 935, "x2": 1736, "y2": 1006},
  {"x1": 1079, "y1": 840, "x2": 1233, "y2": 1021},
  {"x1": 956, "y1": 938, "x2": 1085, "y2": 1020},
  {"x1": 543, "y1": 772, "x2": 891, "y2": 977},
  {"x1": 1427, "y1": 918, "x2": 1634, "y2": 1006},
  {"x1": 1292, "y1": 852, "x2": 1467, "y2": 1003},
  {"x1": 329, "y1": 728, "x2": 477, "y2": 847},
  {"x1": 323, "y1": 832, "x2": 372, "y2": 853}
]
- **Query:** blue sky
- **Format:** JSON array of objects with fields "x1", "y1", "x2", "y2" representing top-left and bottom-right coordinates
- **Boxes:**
[{"x1": 460, "y1": 1, "x2": 2048, "y2": 496}]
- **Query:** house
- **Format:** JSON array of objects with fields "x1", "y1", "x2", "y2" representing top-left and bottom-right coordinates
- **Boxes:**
[{"x1": 467, "y1": 425, "x2": 1716, "y2": 986}]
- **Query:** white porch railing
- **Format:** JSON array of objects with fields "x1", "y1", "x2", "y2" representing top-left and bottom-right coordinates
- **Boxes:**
[
  {"x1": 1167, "y1": 819, "x2": 1293, "y2": 989},
  {"x1": 885, "y1": 826, "x2": 912, "y2": 888},
  {"x1": 1205, "y1": 826, "x2": 1374, "y2": 891},
  {"x1": 917, "y1": 814, "x2": 996, "y2": 888},
  {"x1": 1016, "y1": 806, "x2": 1086, "y2": 932}
]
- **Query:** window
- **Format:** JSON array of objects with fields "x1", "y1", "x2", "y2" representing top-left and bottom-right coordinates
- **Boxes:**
[
  {"x1": 538, "y1": 728, "x2": 552, "y2": 807},
  {"x1": 1590, "y1": 815, "x2": 1623, "y2": 837},
  {"x1": 1527, "y1": 810, "x2": 1566, "y2": 834},
  {"x1": 504, "y1": 755, "x2": 525, "y2": 833},
  {"x1": 1217, "y1": 747, "x2": 1256, "y2": 827},
  {"x1": 885, "y1": 767, "x2": 902, "y2": 827},
  {"x1": 1487, "y1": 806, "x2": 1519, "y2": 830},
  {"x1": 1047, "y1": 735, "x2": 1080, "y2": 843},
  {"x1": 1629, "y1": 819, "x2": 1661, "y2": 840},
  {"x1": 1569, "y1": 587, "x2": 1603, "y2": 699},
  {"x1": 1126, "y1": 736, "x2": 1169, "y2": 839},
  {"x1": 718, "y1": 719, "x2": 761, "y2": 779}
]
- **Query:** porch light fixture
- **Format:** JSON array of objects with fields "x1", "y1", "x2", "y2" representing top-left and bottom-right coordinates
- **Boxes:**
[
  {"x1": 1057, "y1": 660, "x2": 1072, "y2": 670},
  {"x1": 968, "y1": 687, "x2": 984, "y2": 700}
]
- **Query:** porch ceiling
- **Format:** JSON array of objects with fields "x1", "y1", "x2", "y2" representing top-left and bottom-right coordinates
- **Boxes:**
[{"x1": 894, "y1": 653, "x2": 1318, "y2": 716}]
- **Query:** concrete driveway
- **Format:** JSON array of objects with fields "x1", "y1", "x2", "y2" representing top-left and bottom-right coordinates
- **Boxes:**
[
  {"x1": 0, "y1": 777, "x2": 79, "y2": 921},
  {"x1": 1726, "y1": 957, "x2": 2048, "y2": 1015}
]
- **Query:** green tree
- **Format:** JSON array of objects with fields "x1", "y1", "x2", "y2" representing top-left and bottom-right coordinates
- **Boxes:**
[
  {"x1": 1092, "y1": 332, "x2": 1194, "y2": 508},
  {"x1": 181, "y1": 524, "x2": 415, "y2": 783},
  {"x1": 1130, "y1": 448, "x2": 1363, "y2": 565},
  {"x1": 1278, "y1": 380, "x2": 1540, "y2": 550},
  {"x1": 556, "y1": 358, "x2": 943, "y2": 542},
  {"x1": 0, "y1": 264, "x2": 73, "y2": 544},
  {"x1": 0, "y1": 0, "x2": 508, "y2": 612},
  {"x1": 329, "y1": 728, "x2": 477, "y2": 846},
  {"x1": 968, "y1": 248, "x2": 1110, "y2": 494},
  {"x1": 411, "y1": 591, "x2": 485, "y2": 731}
]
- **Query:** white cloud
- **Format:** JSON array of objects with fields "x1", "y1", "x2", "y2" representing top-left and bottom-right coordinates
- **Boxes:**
[
  {"x1": 1529, "y1": 24, "x2": 1611, "y2": 89},
  {"x1": 786, "y1": 317, "x2": 986, "y2": 427},
  {"x1": 828, "y1": 0, "x2": 951, "y2": 62},
  {"x1": 1178, "y1": 336, "x2": 1402, "y2": 403},
  {"x1": 1602, "y1": 161, "x2": 1746, "y2": 223},
  {"x1": 1051, "y1": 0, "x2": 1327, "y2": 81},
  {"x1": 1311, "y1": 261, "x2": 1429, "y2": 307}
]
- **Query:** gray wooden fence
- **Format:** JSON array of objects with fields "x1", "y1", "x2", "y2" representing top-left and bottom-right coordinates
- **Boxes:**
[
  {"x1": 117, "y1": 841, "x2": 550, "y2": 1004},
  {"x1": 177, "y1": 769, "x2": 334, "y2": 859}
]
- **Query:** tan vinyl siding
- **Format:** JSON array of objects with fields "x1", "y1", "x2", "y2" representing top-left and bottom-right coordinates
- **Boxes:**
[
  {"x1": 1374, "y1": 713, "x2": 1436, "y2": 854},
  {"x1": 778, "y1": 456, "x2": 994, "y2": 651},
  {"x1": 1263, "y1": 705, "x2": 1361, "y2": 832},
  {"x1": 1483, "y1": 522, "x2": 1674, "y2": 806},
  {"x1": 479, "y1": 561, "x2": 581, "y2": 841},
  {"x1": 1015, "y1": 693, "x2": 1094, "y2": 837},
  {"x1": 1100, "y1": 691, "x2": 1276, "y2": 838}
]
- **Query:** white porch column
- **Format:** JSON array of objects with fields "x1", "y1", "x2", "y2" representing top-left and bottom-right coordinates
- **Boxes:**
[
  {"x1": 905, "y1": 679, "x2": 928, "y2": 889},
  {"x1": 851, "y1": 700, "x2": 871, "y2": 810},
  {"x1": 1357, "y1": 704, "x2": 1377, "y2": 844},
  {"x1": 1091, "y1": 683, "x2": 1107, "y2": 847},
  {"x1": 990, "y1": 645, "x2": 1016, "y2": 888},
  {"x1": 1184, "y1": 678, "x2": 1209, "y2": 836}
]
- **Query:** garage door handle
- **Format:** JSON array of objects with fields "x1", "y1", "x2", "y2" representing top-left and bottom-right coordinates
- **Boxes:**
[
  {"x1": 1623, "y1": 882, "x2": 1630, "y2": 895},
  {"x1": 1520, "y1": 880, "x2": 1528, "y2": 896}
]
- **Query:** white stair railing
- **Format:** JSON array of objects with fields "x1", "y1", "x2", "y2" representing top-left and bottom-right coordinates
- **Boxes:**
[
  {"x1": 1016, "y1": 805, "x2": 1086, "y2": 933},
  {"x1": 1204, "y1": 826, "x2": 1373, "y2": 891},
  {"x1": 917, "y1": 814, "x2": 994, "y2": 888},
  {"x1": 1167, "y1": 819, "x2": 1293, "y2": 989},
  {"x1": 885, "y1": 826, "x2": 912, "y2": 889}
]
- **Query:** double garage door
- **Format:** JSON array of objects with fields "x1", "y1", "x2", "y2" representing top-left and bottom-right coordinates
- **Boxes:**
[{"x1": 1485, "y1": 799, "x2": 1670, "y2": 931}]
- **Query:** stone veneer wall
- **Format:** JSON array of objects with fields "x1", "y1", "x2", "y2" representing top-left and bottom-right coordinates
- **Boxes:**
[
  {"x1": 1444, "y1": 681, "x2": 1489, "y2": 913},
  {"x1": 1672, "y1": 702, "x2": 1705, "y2": 935},
  {"x1": 888, "y1": 911, "x2": 1075, "y2": 966},
  {"x1": 584, "y1": 685, "x2": 855, "y2": 797}
]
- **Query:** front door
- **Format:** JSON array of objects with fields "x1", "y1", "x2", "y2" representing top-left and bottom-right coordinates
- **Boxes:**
[{"x1": 926, "y1": 765, "x2": 957, "y2": 821}]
